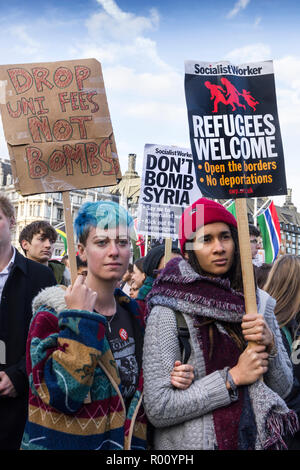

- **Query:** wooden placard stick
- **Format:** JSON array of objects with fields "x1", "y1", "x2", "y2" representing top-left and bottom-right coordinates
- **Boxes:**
[
  {"x1": 62, "y1": 191, "x2": 77, "y2": 286},
  {"x1": 235, "y1": 198, "x2": 258, "y2": 347},
  {"x1": 164, "y1": 237, "x2": 172, "y2": 267}
]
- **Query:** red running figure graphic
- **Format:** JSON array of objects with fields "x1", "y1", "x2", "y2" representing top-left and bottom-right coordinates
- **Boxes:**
[
  {"x1": 220, "y1": 77, "x2": 246, "y2": 111},
  {"x1": 205, "y1": 77, "x2": 260, "y2": 113},
  {"x1": 240, "y1": 89, "x2": 259, "y2": 111},
  {"x1": 204, "y1": 81, "x2": 228, "y2": 113}
]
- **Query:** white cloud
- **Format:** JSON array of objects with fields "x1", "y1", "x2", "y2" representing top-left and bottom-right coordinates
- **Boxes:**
[
  {"x1": 103, "y1": 65, "x2": 182, "y2": 98},
  {"x1": 274, "y1": 56, "x2": 300, "y2": 89},
  {"x1": 68, "y1": 0, "x2": 182, "y2": 135},
  {"x1": 72, "y1": 1, "x2": 190, "y2": 169},
  {"x1": 0, "y1": 1, "x2": 186, "y2": 167},
  {"x1": 87, "y1": 0, "x2": 159, "y2": 42},
  {"x1": 277, "y1": 90, "x2": 300, "y2": 127},
  {"x1": 8, "y1": 25, "x2": 40, "y2": 56},
  {"x1": 225, "y1": 43, "x2": 272, "y2": 63},
  {"x1": 71, "y1": 0, "x2": 169, "y2": 74},
  {"x1": 254, "y1": 16, "x2": 262, "y2": 28},
  {"x1": 273, "y1": 56, "x2": 300, "y2": 128},
  {"x1": 226, "y1": 0, "x2": 250, "y2": 19},
  {"x1": 126, "y1": 101, "x2": 185, "y2": 122}
]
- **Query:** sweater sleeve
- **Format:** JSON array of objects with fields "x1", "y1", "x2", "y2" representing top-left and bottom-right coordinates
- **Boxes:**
[
  {"x1": 27, "y1": 307, "x2": 107, "y2": 414},
  {"x1": 261, "y1": 297, "x2": 293, "y2": 399},
  {"x1": 143, "y1": 306, "x2": 231, "y2": 429}
]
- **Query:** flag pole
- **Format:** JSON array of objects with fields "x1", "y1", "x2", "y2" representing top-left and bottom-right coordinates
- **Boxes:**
[
  {"x1": 62, "y1": 191, "x2": 77, "y2": 285},
  {"x1": 164, "y1": 238, "x2": 172, "y2": 267},
  {"x1": 235, "y1": 198, "x2": 258, "y2": 319},
  {"x1": 235, "y1": 198, "x2": 264, "y2": 383},
  {"x1": 253, "y1": 198, "x2": 257, "y2": 227},
  {"x1": 223, "y1": 199, "x2": 234, "y2": 208},
  {"x1": 253, "y1": 198, "x2": 271, "y2": 219}
]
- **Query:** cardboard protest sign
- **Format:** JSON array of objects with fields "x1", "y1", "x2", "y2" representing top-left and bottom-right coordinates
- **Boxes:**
[
  {"x1": 184, "y1": 60, "x2": 287, "y2": 200},
  {"x1": 0, "y1": 58, "x2": 121, "y2": 196},
  {"x1": 137, "y1": 144, "x2": 202, "y2": 238}
]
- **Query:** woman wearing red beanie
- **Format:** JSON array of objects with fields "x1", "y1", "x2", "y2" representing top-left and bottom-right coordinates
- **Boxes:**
[{"x1": 143, "y1": 198, "x2": 298, "y2": 450}]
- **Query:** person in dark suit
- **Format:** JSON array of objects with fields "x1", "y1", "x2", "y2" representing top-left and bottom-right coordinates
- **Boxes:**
[{"x1": 0, "y1": 195, "x2": 56, "y2": 450}]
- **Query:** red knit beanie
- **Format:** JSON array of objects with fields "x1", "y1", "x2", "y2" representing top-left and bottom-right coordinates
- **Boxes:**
[{"x1": 178, "y1": 198, "x2": 237, "y2": 254}]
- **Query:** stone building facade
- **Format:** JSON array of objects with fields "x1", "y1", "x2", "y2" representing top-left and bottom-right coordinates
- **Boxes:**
[
  {"x1": 0, "y1": 153, "x2": 299, "y2": 259},
  {"x1": 277, "y1": 189, "x2": 300, "y2": 256},
  {"x1": 0, "y1": 158, "x2": 118, "y2": 256}
]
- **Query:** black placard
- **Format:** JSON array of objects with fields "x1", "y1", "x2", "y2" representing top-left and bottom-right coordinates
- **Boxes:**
[{"x1": 184, "y1": 60, "x2": 287, "y2": 200}]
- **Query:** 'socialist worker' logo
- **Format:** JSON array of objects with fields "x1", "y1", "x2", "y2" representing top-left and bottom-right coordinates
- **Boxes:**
[{"x1": 205, "y1": 77, "x2": 259, "y2": 114}]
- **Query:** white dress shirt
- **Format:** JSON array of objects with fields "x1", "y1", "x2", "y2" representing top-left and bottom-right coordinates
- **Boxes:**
[{"x1": 0, "y1": 247, "x2": 16, "y2": 301}]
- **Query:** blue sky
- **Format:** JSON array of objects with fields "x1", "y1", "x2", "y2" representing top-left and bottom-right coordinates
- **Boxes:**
[{"x1": 0, "y1": 0, "x2": 299, "y2": 209}]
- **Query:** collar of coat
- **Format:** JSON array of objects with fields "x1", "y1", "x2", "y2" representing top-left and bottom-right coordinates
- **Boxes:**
[{"x1": 10, "y1": 248, "x2": 28, "y2": 275}]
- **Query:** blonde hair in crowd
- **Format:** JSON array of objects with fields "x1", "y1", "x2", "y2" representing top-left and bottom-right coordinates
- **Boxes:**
[{"x1": 263, "y1": 255, "x2": 300, "y2": 328}]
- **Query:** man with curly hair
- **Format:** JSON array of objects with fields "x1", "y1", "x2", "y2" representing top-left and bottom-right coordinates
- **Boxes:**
[{"x1": 19, "y1": 220, "x2": 70, "y2": 285}]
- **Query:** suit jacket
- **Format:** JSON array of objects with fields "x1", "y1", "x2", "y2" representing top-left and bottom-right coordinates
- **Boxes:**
[{"x1": 0, "y1": 249, "x2": 56, "y2": 449}]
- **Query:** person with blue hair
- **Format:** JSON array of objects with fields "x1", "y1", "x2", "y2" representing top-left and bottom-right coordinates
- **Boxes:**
[
  {"x1": 74, "y1": 200, "x2": 135, "y2": 244},
  {"x1": 21, "y1": 200, "x2": 147, "y2": 450}
]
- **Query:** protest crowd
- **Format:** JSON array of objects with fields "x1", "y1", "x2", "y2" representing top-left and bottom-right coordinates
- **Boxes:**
[
  {"x1": 0, "y1": 56, "x2": 299, "y2": 453},
  {"x1": 0, "y1": 193, "x2": 299, "y2": 451}
]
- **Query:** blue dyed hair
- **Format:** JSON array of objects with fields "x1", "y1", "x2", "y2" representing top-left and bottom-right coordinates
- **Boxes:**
[{"x1": 74, "y1": 201, "x2": 135, "y2": 245}]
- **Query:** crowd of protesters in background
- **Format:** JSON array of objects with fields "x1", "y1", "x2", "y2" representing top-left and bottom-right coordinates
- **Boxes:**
[{"x1": 0, "y1": 192, "x2": 300, "y2": 450}]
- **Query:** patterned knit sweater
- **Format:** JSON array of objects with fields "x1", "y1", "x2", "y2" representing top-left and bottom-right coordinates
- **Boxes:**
[{"x1": 21, "y1": 286, "x2": 147, "y2": 450}]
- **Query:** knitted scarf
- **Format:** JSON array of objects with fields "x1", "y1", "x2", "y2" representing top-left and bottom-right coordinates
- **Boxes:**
[
  {"x1": 146, "y1": 257, "x2": 299, "y2": 450},
  {"x1": 137, "y1": 276, "x2": 155, "y2": 301}
]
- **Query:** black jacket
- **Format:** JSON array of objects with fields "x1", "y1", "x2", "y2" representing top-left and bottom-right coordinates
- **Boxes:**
[{"x1": 0, "y1": 249, "x2": 56, "y2": 449}]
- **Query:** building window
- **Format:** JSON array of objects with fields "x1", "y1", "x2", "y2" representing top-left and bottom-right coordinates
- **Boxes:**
[
  {"x1": 57, "y1": 208, "x2": 63, "y2": 220},
  {"x1": 35, "y1": 205, "x2": 40, "y2": 217}
]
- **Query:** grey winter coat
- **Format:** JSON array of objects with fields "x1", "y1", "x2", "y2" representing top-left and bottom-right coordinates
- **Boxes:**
[{"x1": 143, "y1": 261, "x2": 294, "y2": 450}]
